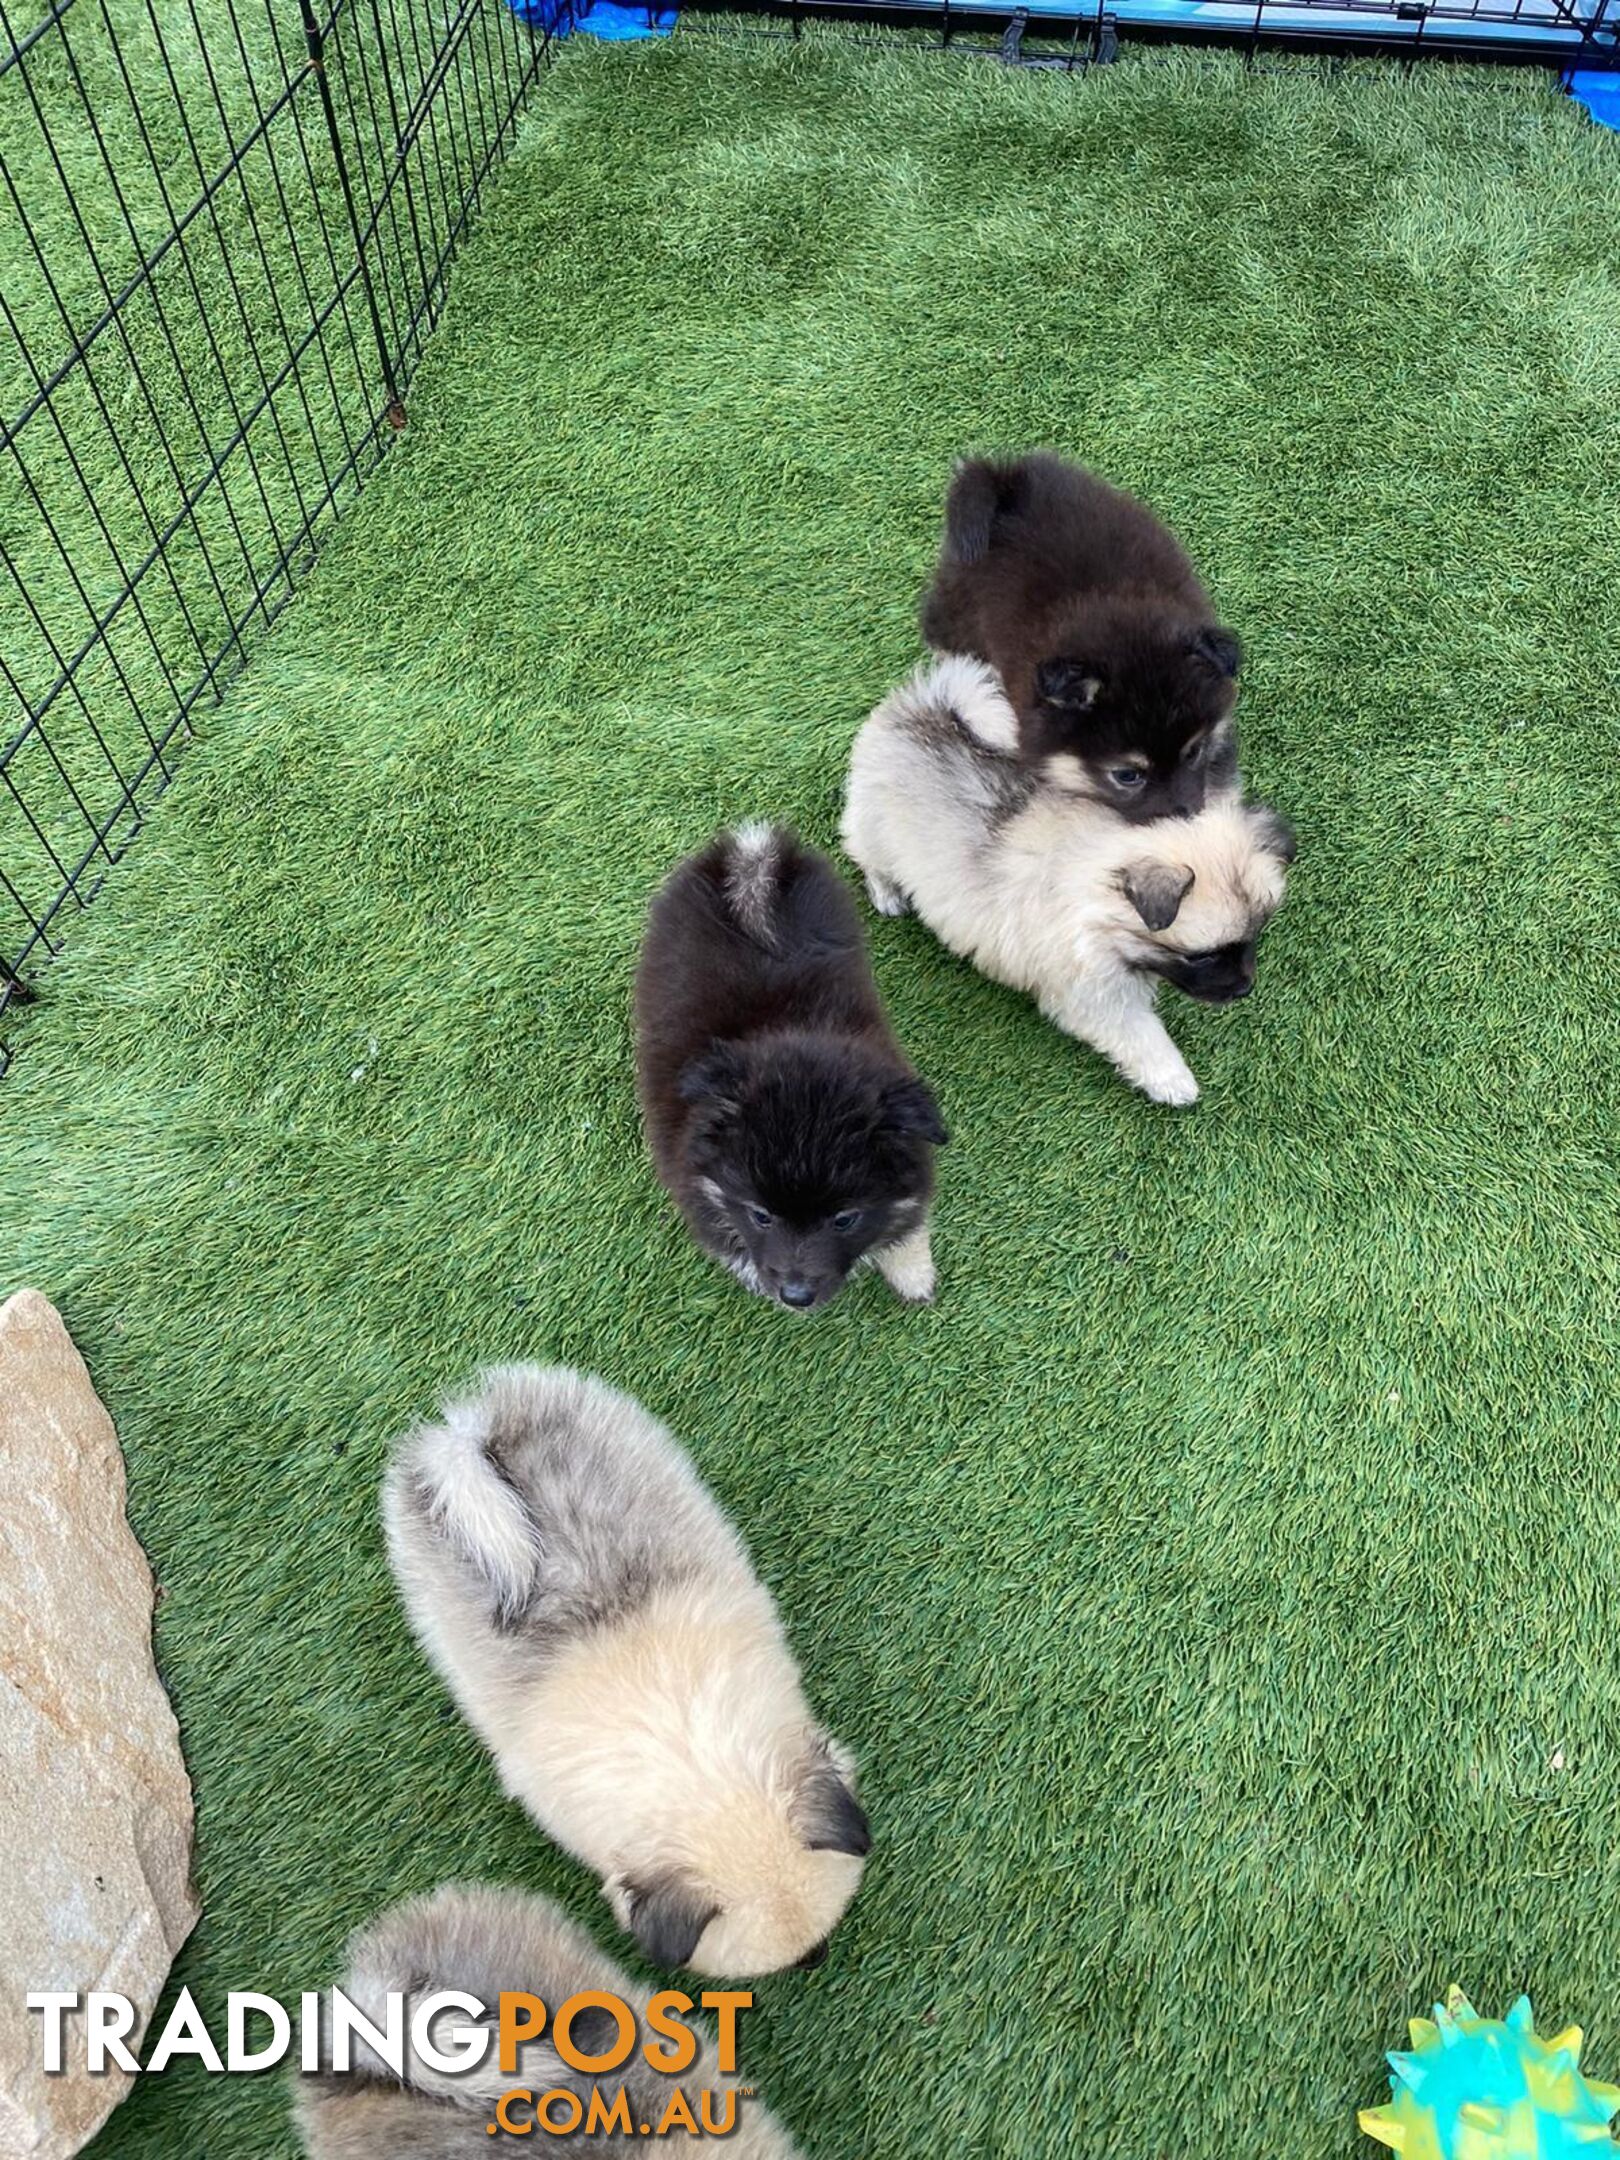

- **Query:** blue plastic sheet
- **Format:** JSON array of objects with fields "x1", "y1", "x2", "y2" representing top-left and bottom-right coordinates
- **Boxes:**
[
  {"x1": 1564, "y1": 69, "x2": 1620, "y2": 132},
  {"x1": 504, "y1": 0, "x2": 675, "y2": 36},
  {"x1": 575, "y1": 1, "x2": 677, "y2": 36}
]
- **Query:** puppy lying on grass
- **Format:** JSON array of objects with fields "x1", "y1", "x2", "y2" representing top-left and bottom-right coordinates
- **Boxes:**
[
  {"x1": 636, "y1": 822, "x2": 947, "y2": 1310},
  {"x1": 843, "y1": 657, "x2": 1292, "y2": 1107},
  {"x1": 295, "y1": 1882, "x2": 804, "y2": 2157},
  {"x1": 384, "y1": 1365, "x2": 870, "y2": 1979}
]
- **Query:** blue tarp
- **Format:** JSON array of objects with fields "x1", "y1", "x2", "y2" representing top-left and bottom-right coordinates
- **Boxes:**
[
  {"x1": 575, "y1": 1, "x2": 677, "y2": 36},
  {"x1": 505, "y1": 0, "x2": 675, "y2": 35},
  {"x1": 1564, "y1": 68, "x2": 1620, "y2": 132}
]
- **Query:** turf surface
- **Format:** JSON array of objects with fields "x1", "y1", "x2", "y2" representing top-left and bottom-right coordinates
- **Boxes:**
[{"x1": 3, "y1": 26, "x2": 1620, "y2": 2158}]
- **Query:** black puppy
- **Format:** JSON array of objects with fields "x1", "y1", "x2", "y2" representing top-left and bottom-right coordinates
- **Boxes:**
[
  {"x1": 920, "y1": 451, "x2": 1242, "y2": 822},
  {"x1": 636, "y1": 824, "x2": 947, "y2": 1312}
]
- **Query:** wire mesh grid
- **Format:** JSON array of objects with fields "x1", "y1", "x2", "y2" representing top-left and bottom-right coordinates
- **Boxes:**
[
  {"x1": 0, "y1": 0, "x2": 559, "y2": 1070},
  {"x1": 675, "y1": 0, "x2": 1615, "y2": 67}
]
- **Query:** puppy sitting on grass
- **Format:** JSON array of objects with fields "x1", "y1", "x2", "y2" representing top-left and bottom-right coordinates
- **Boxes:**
[
  {"x1": 636, "y1": 823, "x2": 947, "y2": 1310},
  {"x1": 384, "y1": 1365, "x2": 870, "y2": 1979},
  {"x1": 843, "y1": 657, "x2": 1293, "y2": 1107},
  {"x1": 295, "y1": 1883, "x2": 804, "y2": 2157}
]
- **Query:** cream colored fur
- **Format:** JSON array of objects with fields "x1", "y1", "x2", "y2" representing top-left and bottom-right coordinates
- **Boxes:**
[
  {"x1": 384, "y1": 1367, "x2": 866, "y2": 1978},
  {"x1": 842, "y1": 656, "x2": 1289, "y2": 1106}
]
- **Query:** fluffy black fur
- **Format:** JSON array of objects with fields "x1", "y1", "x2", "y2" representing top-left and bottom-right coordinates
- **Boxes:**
[
  {"x1": 635, "y1": 827, "x2": 946, "y2": 1312},
  {"x1": 920, "y1": 450, "x2": 1242, "y2": 822}
]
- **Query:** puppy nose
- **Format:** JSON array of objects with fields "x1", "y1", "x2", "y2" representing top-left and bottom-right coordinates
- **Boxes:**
[{"x1": 779, "y1": 1280, "x2": 816, "y2": 1309}]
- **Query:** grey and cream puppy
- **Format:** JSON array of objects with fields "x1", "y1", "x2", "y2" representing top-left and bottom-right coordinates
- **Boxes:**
[
  {"x1": 294, "y1": 1883, "x2": 805, "y2": 2158},
  {"x1": 842, "y1": 656, "x2": 1293, "y2": 1107},
  {"x1": 383, "y1": 1365, "x2": 870, "y2": 1978}
]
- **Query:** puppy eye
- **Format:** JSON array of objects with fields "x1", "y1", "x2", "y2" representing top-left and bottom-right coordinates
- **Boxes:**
[
  {"x1": 1109, "y1": 767, "x2": 1146, "y2": 790},
  {"x1": 831, "y1": 1209, "x2": 862, "y2": 1234},
  {"x1": 747, "y1": 1205, "x2": 774, "y2": 1229}
]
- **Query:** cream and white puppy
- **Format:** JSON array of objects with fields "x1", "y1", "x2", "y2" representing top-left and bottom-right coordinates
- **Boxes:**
[
  {"x1": 295, "y1": 1882, "x2": 805, "y2": 2157},
  {"x1": 383, "y1": 1366, "x2": 869, "y2": 1978},
  {"x1": 842, "y1": 656, "x2": 1292, "y2": 1106}
]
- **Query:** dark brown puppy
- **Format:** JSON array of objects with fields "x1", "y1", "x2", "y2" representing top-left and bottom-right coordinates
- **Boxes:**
[
  {"x1": 636, "y1": 824, "x2": 946, "y2": 1312},
  {"x1": 920, "y1": 451, "x2": 1242, "y2": 823}
]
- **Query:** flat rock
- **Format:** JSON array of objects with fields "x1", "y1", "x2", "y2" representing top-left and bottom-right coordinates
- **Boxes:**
[{"x1": 0, "y1": 1288, "x2": 198, "y2": 2158}]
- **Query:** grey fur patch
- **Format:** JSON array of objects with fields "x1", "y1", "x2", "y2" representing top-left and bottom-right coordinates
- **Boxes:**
[
  {"x1": 936, "y1": 702, "x2": 1041, "y2": 827},
  {"x1": 1120, "y1": 860, "x2": 1195, "y2": 932},
  {"x1": 294, "y1": 1880, "x2": 804, "y2": 2157},
  {"x1": 889, "y1": 691, "x2": 1038, "y2": 830},
  {"x1": 794, "y1": 1761, "x2": 872, "y2": 1858},
  {"x1": 984, "y1": 764, "x2": 1043, "y2": 831},
  {"x1": 450, "y1": 1379, "x2": 708, "y2": 1655},
  {"x1": 724, "y1": 822, "x2": 782, "y2": 950},
  {"x1": 624, "y1": 1871, "x2": 720, "y2": 1970},
  {"x1": 1205, "y1": 716, "x2": 1241, "y2": 796}
]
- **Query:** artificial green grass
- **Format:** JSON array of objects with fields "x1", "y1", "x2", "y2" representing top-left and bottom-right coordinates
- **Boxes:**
[{"x1": 4, "y1": 26, "x2": 1620, "y2": 2158}]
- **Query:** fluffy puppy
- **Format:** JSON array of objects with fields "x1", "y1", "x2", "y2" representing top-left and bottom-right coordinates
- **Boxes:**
[
  {"x1": 919, "y1": 450, "x2": 1242, "y2": 821},
  {"x1": 295, "y1": 1883, "x2": 804, "y2": 2158},
  {"x1": 383, "y1": 1365, "x2": 870, "y2": 1978},
  {"x1": 843, "y1": 657, "x2": 1292, "y2": 1107},
  {"x1": 635, "y1": 822, "x2": 947, "y2": 1310}
]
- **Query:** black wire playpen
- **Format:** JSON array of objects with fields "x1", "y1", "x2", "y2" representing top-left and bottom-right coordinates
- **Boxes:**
[
  {"x1": 0, "y1": 0, "x2": 561, "y2": 1073},
  {"x1": 0, "y1": 0, "x2": 1613, "y2": 1075}
]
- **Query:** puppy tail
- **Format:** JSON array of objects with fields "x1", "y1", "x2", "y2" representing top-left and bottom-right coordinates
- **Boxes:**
[
  {"x1": 942, "y1": 456, "x2": 1017, "y2": 566},
  {"x1": 302, "y1": 1886, "x2": 558, "y2": 2115},
  {"x1": 885, "y1": 654, "x2": 1019, "y2": 756},
  {"x1": 723, "y1": 819, "x2": 787, "y2": 951},
  {"x1": 352, "y1": 1887, "x2": 558, "y2": 2103},
  {"x1": 395, "y1": 1370, "x2": 547, "y2": 1622},
  {"x1": 931, "y1": 653, "x2": 1020, "y2": 754}
]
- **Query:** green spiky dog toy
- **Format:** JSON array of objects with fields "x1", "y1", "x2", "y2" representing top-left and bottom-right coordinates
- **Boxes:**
[{"x1": 1361, "y1": 1987, "x2": 1620, "y2": 2157}]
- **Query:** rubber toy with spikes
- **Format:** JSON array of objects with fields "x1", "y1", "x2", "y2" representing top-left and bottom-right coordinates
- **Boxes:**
[{"x1": 1360, "y1": 1986, "x2": 1620, "y2": 2158}]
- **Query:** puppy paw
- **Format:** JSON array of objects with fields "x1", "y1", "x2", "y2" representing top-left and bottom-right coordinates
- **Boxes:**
[
  {"x1": 873, "y1": 1230, "x2": 935, "y2": 1303},
  {"x1": 864, "y1": 873, "x2": 911, "y2": 918},
  {"x1": 885, "y1": 1257, "x2": 936, "y2": 1303},
  {"x1": 1136, "y1": 1062, "x2": 1200, "y2": 1107}
]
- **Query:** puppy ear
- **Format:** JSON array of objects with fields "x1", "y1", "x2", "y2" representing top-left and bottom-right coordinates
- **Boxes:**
[
  {"x1": 881, "y1": 1077, "x2": 949, "y2": 1147},
  {"x1": 1189, "y1": 625, "x2": 1242, "y2": 679},
  {"x1": 1248, "y1": 805, "x2": 1296, "y2": 866},
  {"x1": 793, "y1": 1755, "x2": 873, "y2": 1858},
  {"x1": 1120, "y1": 861, "x2": 1195, "y2": 932},
  {"x1": 622, "y1": 1872, "x2": 720, "y2": 1970},
  {"x1": 1034, "y1": 658, "x2": 1103, "y2": 713},
  {"x1": 677, "y1": 1045, "x2": 745, "y2": 1109}
]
